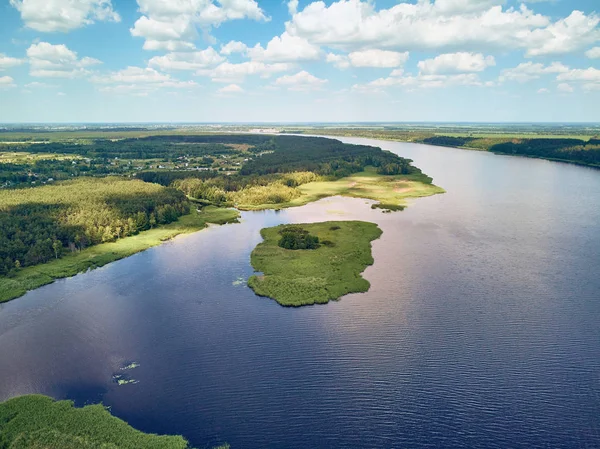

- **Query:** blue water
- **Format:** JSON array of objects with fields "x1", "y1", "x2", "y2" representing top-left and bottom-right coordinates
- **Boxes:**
[{"x1": 1, "y1": 139, "x2": 599, "y2": 448}]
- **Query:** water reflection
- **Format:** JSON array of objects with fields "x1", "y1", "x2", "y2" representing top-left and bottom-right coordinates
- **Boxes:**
[{"x1": 0, "y1": 140, "x2": 599, "y2": 448}]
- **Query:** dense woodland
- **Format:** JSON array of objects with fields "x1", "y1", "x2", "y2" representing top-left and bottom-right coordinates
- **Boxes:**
[
  {"x1": 488, "y1": 139, "x2": 600, "y2": 165},
  {"x1": 0, "y1": 178, "x2": 188, "y2": 275},
  {"x1": 0, "y1": 134, "x2": 419, "y2": 275}
]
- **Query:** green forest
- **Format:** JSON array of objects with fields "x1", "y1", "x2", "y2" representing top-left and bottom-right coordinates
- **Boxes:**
[
  {"x1": 0, "y1": 395, "x2": 231, "y2": 449},
  {"x1": 0, "y1": 134, "x2": 423, "y2": 281}
]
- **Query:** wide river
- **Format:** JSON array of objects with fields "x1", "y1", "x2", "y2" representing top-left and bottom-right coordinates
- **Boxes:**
[{"x1": 1, "y1": 138, "x2": 599, "y2": 448}]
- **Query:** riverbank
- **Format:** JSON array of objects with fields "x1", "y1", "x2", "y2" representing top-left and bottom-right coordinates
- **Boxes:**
[
  {"x1": 0, "y1": 207, "x2": 240, "y2": 303},
  {"x1": 248, "y1": 221, "x2": 382, "y2": 306},
  {"x1": 288, "y1": 129, "x2": 600, "y2": 168},
  {"x1": 236, "y1": 168, "x2": 444, "y2": 211},
  {"x1": 0, "y1": 394, "x2": 231, "y2": 449}
]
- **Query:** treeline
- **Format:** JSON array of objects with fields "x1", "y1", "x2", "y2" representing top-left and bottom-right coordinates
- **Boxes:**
[
  {"x1": 12, "y1": 140, "x2": 239, "y2": 160},
  {"x1": 489, "y1": 139, "x2": 600, "y2": 165},
  {"x1": 422, "y1": 136, "x2": 475, "y2": 147},
  {"x1": 240, "y1": 136, "x2": 415, "y2": 177},
  {"x1": 0, "y1": 178, "x2": 189, "y2": 275}
]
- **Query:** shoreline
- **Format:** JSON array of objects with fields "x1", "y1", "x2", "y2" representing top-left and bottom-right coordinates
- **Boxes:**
[{"x1": 0, "y1": 207, "x2": 240, "y2": 304}]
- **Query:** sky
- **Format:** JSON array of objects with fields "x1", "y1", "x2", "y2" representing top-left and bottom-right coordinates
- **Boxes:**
[{"x1": 0, "y1": 0, "x2": 599, "y2": 123}]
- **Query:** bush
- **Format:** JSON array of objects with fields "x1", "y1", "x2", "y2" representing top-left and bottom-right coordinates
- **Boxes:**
[{"x1": 278, "y1": 226, "x2": 320, "y2": 250}]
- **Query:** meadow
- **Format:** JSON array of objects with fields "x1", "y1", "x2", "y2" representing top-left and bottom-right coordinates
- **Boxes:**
[{"x1": 248, "y1": 221, "x2": 382, "y2": 306}]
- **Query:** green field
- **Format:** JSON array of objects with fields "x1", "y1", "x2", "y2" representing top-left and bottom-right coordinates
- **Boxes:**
[
  {"x1": 248, "y1": 221, "x2": 382, "y2": 306},
  {"x1": 0, "y1": 206, "x2": 239, "y2": 303},
  {"x1": 236, "y1": 168, "x2": 445, "y2": 211}
]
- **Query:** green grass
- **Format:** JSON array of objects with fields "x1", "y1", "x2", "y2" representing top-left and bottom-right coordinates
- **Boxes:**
[
  {"x1": 0, "y1": 395, "x2": 190, "y2": 449},
  {"x1": 236, "y1": 168, "x2": 445, "y2": 211},
  {"x1": 0, "y1": 206, "x2": 240, "y2": 303},
  {"x1": 248, "y1": 221, "x2": 382, "y2": 306}
]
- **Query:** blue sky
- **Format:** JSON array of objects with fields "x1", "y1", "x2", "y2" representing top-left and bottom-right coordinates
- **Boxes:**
[{"x1": 1, "y1": 0, "x2": 599, "y2": 123}]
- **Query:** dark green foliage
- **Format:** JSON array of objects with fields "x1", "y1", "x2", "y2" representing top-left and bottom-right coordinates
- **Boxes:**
[
  {"x1": 489, "y1": 138, "x2": 600, "y2": 165},
  {"x1": 422, "y1": 136, "x2": 475, "y2": 147},
  {"x1": 329, "y1": 225, "x2": 341, "y2": 231},
  {"x1": 0, "y1": 178, "x2": 189, "y2": 275},
  {"x1": 278, "y1": 226, "x2": 320, "y2": 250},
  {"x1": 240, "y1": 136, "x2": 415, "y2": 177},
  {"x1": 0, "y1": 395, "x2": 190, "y2": 449}
]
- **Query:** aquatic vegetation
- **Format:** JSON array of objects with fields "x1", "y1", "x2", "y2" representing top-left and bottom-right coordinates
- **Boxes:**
[
  {"x1": 232, "y1": 277, "x2": 245, "y2": 286},
  {"x1": 248, "y1": 221, "x2": 382, "y2": 306}
]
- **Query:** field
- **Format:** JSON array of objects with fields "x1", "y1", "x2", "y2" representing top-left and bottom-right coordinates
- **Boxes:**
[
  {"x1": 0, "y1": 206, "x2": 239, "y2": 303},
  {"x1": 248, "y1": 221, "x2": 382, "y2": 306},
  {"x1": 235, "y1": 168, "x2": 445, "y2": 211}
]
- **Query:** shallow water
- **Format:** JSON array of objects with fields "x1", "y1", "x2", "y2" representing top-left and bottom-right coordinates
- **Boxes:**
[{"x1": 1, "y1": 138, "x2": 599, "y2": 449}]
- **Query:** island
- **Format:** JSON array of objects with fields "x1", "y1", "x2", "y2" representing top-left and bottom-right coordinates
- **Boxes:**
[
  {"x1": 0, "y1": 394, "x2": 229, "y2": 449},
  {"x1": 0, "y1": 133, "x2": 443, "y2": 303},
  {"x1": 248, "y1": 221, "x2": 383, "y2": 306}
]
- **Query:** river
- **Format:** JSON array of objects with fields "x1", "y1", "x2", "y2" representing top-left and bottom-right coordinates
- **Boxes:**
[{"x1": 1, "y1": 138, "x2": 599, "y2": 448}]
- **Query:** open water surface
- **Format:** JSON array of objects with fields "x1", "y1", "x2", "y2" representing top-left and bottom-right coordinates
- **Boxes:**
[{"x1": 1, "y1": 138, "x2": 599, "y2": 448}]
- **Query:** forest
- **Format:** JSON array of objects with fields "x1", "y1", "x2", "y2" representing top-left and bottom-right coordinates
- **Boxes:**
[
  {"x1": 0, "y1": 178, "x2": 188, "y2": 275},
  {"x1": 0, "y1": 134, "x2": 421, "y2": 277}
]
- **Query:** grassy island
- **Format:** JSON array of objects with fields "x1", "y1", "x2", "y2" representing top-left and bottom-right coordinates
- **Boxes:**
[
  {"x1": 248, "y1": 221, "x2": 382, "y2": 306},
  {"x1": 0, "y1": 395, "x2": 192, "y2": 449}
]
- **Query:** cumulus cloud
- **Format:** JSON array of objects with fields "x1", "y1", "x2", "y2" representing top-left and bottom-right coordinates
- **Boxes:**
[
  {"x1": 537, "y1": 88, "x2": 549, "y2": 94},
  {"x1": 354, "y1": 72, "x2": 486, "y2": 92},
  {"x1": 91, "y1": 66, "x2": 197, "y2": 95},
  {"x1": 217, "y1": 83, "x2": 244, "y2": 94},
  {"x1": 0, "y1": 54, "x2": 24, "y2": 71},
  {"x1": 196, "y1": 61, "x2": 292, "y2": 83},
  {"x1": 348, "y1": 49, "x2": 409, "y2": 68},
  {"x1": 148, "y1": 48, "x2": 224, "y2": 71},
  {"x1": 248, "y1": 32, "x2": 321, "y2": 62},
  {"x1": 131, "y1": 0, "x2": 268, "y2": 51},
  {"x1": 0, "y1": 76, "x2": 17, "y2": 88},
  {"x1": 418, "y1": 52, "x2": 495, "y2": 74},
  {"x1": 288, "y1": 0, "x2": 299, "y2": 15},
  {"x1": 499, "y1": 61, "x2": 569, "y2": 83},
  {"x1": 585, "y1": 47, "x2": 600, "y2": 59},
  {"x1": 326, "y1": 50, "x2": 409, "y2": 69},
  {"x1": 557, "y1": 83, "x2": 574, "y2": 93},
  {"x1": 524, "y1": 11, "x2": 600, "y2": 57},
  {"x1": 10, "y1": 0, "x2": 120, "y2": 32},
  {"x1": 557, "y1": 67, "x2": 600, "y2": 91},
  {"x1": 284, "y1": 0, "x2": 599, "y2": 57},
  {"x1": 27, "y1": 42, "x2": 102, "y2": 78},
  {"x1": 275, "y1": 71, "x2": 327, "y2": 91},
  {"x1": 220, "y1": 41, "x2": 248, "y2": 55}
]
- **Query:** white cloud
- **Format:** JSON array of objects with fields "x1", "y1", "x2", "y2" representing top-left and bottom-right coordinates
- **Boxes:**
[
  {"x1": 196, "y1": 61, "x2": 292, "y2": 83},
  {"x1": 220, "y1": 41, "x2": 248, "y2": 55},
  {"x1": 248, "y1": 32, "x2": 321, "y2": 62},
  {"x1": 288, "y1": 0, "x2": 299, "y2": 15},
  {"x1": 326, "y1": 53, "x2": 350, "y2": 69},
  {"x1": 25, "y1": 81, "x2": 56, "y2": 88},
  {"x1": 9, "y1": 0, "x2": 120, "y2": 32},
  {"x1": 524, "y1": 10, "x2": 600, "y2": 57},
  {"x1": 131, "y1": 0, "x2": 268, "y2": 51},
  {"x1": 499, "y1": 61, "x2": 569, "y2": 83},
  {"x1": 274, "y1": 70, "x2": 327, "y2": 91},
  {"x1": 585, "y1": 47, "x2": 600, "y2": 59},
  {"x1": 348, "y1": 49, "x2": 409, "y2": 68},
  {"x1": 355, "y1": 72, "x2": 485, "y2": 92},
  {"x1": 27, "y1": 42, "x2": 102, "y2": 78},
  {"x1": 0, "y1": 76, "x2": 17, "y2": 88},
  {"x1": 556, "y1": 67, "x2": 600, "y2": 91},
  {"x1": 0, "y1": 54, "x2": 24, "y2": 71},
  {"x1": 148, "y1": 48, "x2": 224, "y2": 71},
  {"x1": 57, "y1": 92, "x2": 66, "y2": 96},
  {"x1": 418, "y1": 52, "x2": 495, "y2": 74},
  {"x1": 217, "y1": 84, "x2": 244, "y2": 94},
  {"x1": 537, "y1": 88, "x2": 549, "y2": 94},
  {"x1": 285, "y1": 0, "x2": 598, "y2": 57},
  {"x1": 91, "y1": 66, "x2": 197, "y2": 95},
  {"x1": 557, "y1": 83, "x2": 574, "y2": 93}
]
